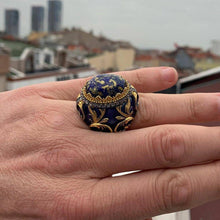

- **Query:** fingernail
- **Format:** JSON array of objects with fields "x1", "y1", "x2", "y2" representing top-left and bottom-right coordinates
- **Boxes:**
[{"x1": 161, "y1": 67, "x2": 177, "y2": 82}]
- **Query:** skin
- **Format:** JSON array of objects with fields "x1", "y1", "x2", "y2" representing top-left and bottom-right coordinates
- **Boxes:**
[{"x1": 0, "y1": 67, "x2": 220, "y2": 219}]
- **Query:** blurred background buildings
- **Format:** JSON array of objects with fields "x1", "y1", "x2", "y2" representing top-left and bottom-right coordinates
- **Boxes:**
[{"x1": 1, "y1": 0, "x2": 220, "y2": 87}]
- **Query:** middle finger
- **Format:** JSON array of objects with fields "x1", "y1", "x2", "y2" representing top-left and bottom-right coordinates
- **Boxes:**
[{"x1": 131, "y1": 92, "x2": 220, "y2": 129}]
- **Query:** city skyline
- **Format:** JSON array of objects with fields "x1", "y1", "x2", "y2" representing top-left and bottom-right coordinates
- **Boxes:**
[
  {"x1": 4, "y1": 0, "x2": 62, "y2": 35},
  {"x1": 1, "y1": 0, "x2": 220, "y2": 50}
]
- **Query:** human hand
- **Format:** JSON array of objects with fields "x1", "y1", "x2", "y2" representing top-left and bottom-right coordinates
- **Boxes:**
[{"x1": 0, "y1": 67, "x2": 220, "y2": 219}]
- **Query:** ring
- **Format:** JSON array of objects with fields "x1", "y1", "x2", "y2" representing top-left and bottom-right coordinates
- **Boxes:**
[{"x1": 76, "y1": 74, "x2": 139, "y2": 132}]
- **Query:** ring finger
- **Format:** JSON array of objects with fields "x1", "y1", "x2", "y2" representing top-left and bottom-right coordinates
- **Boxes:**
[{"x1": 83, "y1": 125, "x2": 220, "y2": 177}]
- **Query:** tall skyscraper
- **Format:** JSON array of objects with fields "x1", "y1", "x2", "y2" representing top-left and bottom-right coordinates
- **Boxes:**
[
  {"x1": 5, "y1": 9, "x2": 19, "y2": 38},
  {"x1": 32, "y1": 6, "x2": 45, "y2": 32},
  {"x1": 48, "y1": 0, "x2": 62, "y2": 33}
]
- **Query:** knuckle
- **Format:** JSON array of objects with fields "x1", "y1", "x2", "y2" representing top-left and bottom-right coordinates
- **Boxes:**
[
  {"x1": 187, "y1": 96, "x2": 201, "y2": 120},
  {"x1": 40, "y1": 144, "x2": 79, "y2": 173},
  {"x1": 39, "y1": 109, "x2": 67, "y2": 130},
  {"x1": 53, "y1": 184, "x2": 97, "y2": 219},
  {"x1": 36, "y1": 105, "x2": 78, "y2": 130},
  {"x1": 135, "y1": 70, "x2": 145, "y2": 86},
  {"x1": 150, "y1": 126, "x2": 186, "y2": 167},
  {"x1": 138, "y1": 95, "x2": 157, "y2": 125},
  {"x1": 155, "y1": 169, "x2": 192, "y2": 212},
  {"x1": 38, "y1": 134, "x2": 90, "y2": 173},
  {"x1": 186, "y1": 94, "x2": 220, "y2": 121},
  {"x1": 14, "y1": 86, "x2": 40, "y2": 99}
]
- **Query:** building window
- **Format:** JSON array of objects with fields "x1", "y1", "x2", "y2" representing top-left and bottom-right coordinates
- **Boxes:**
[
  {"x1": 25, "y1": 55, "x2": 34, "y2": 73},
  {"x1": 45, "y1": 54, "x2": 51, "y2": 64},
  {"x1": 34, "y1": 52, "x2": 40, "y2": 66},
  {"x1": 56, "y1": 75, "x2": 71, "y2": 81}
]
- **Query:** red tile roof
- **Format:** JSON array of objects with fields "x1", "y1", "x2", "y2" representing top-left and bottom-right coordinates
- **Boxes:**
[
  {"x1": 135, "y1": 55, "x2": 154, "y2": 61},
  {"x1": 135, "y1": 55, "x2": 175, "y2": 63}
]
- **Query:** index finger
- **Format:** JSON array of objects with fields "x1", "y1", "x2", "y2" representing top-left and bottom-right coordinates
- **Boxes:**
[{"x1": 29, "y1": 67, "x2": 178, "y2": 100}]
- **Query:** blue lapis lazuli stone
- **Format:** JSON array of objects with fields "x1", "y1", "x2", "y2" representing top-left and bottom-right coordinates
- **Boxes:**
[{"x1": 86, "y1": 74, "x2": 126, "y2": 98}]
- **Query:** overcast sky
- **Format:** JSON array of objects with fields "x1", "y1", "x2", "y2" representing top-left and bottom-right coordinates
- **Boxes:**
[{"x1": 0, "y1": 0, "x2": 219, "y2": 50}]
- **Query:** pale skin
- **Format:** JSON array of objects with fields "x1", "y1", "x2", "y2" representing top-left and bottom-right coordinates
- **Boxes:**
[{"x1": 0, "y1": 67, "x2": 220, "y2": 219}]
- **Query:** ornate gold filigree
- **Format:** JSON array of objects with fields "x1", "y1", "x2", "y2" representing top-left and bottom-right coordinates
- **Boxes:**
[
  {"x1": 116, "y1": 98, "x2": 133, "y2": 118},
  {"x1": 90, "y1": 123, "x2": 113, "y2": 132},
  {"x1": 115, "y1": 116, "x2": 125, "y2": 120},
  {"x1": 132, "y1": 91, "x2": 138, "y2": 105},
  {"x1": 125, "y1": 98, "x2": 131, "y2": 114},
  {"x1": 88, "y1": 106, "x2": 112, "y2": 132},
  {"x1": 114, "y1": 94, "x2": 139, "y2": 131},
  {"x1": 114, "y1": 117, "x2": 133, "y2": 132},
  {"x1": 82, "y1": 82, "x2": 130, "y2": 104},
  {"x1": 77, "y1": 100, "x2": 85, "y2": 120},
  {"x1": 88, "y1": 106, "x2": 105, "y2": 123}
]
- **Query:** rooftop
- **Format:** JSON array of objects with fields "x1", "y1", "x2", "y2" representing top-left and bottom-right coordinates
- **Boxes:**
[
  {"x1": 8, "y1": 66, "x2": 95, "y2": 81},
  {"x1": 135, "y1": 54, "x2": 175, "y2": 63},
  {"x1": 0, "y1": 38, "x2": 37, "y2": 57},
  {"x1": 179, "y1": 66, "x2": 220, "y2": 84},
  {"x1": 31, "y1": 28, "x2": 133, "y2": 51}
]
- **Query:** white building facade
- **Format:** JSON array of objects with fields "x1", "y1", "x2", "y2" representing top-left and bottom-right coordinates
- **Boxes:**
[{"x1": 7, "y1": 68, "x2": 97, "y2": 91}]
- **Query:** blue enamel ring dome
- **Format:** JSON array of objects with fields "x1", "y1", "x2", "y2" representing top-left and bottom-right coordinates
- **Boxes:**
[
  {"x1": 86, "y1": 74, "x2": 127, "y2": 99},
  {"x1": 76, "y1": 74, "x2": 139, "y2": 132}
]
